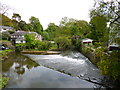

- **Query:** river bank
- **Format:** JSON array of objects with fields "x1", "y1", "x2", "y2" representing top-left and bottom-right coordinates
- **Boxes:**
[
  {"x1": 21, "y1": 50, "x2": 61, "y2": 55},
  {"x1": 80, "y1": 45, "x2": 120, "y2": 88}
]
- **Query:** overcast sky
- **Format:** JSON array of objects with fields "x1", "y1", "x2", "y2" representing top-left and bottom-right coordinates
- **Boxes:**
[{"x1": 1, "y1": 0, "x2": 94, "y2": 29}]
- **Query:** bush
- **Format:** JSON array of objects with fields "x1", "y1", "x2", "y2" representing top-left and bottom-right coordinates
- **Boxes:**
[
  {"x1": 0, "y1": 76, "x2": 9, "y2": 88},
  {"x1": 15, "y1": 43, "x2": 26, "y2": 52},
  {"x1": 0, "y1": 40, "x2": 14, "y2": 50},
  {"x1": 54, "y1": 36, "x2": 71, "y2": 49},
  {"x1": 37, "y1": 41, "x2": 52, "y2": 50},
  {"x1": 97, "y1": 50, "x2": 120, "y2": 80},
  {"x1": 94, "y1": 42, "x2": 103, "y2": 47}
]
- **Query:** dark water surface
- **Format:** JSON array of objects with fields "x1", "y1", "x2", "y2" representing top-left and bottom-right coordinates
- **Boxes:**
[{"x1": 2, "y1": 51, "x2": 105, "y2": 88}]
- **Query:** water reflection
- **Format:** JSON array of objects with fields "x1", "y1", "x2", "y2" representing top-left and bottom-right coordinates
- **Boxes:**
[
  {"x1": 2, "y1": 52, "x2": 39, "y2": 76},
  {"x1": 2, "y1": 52, "x2": 96, "y2": 88}
]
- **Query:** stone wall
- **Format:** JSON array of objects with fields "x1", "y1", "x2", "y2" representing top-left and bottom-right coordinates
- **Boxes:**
[{"x1": 80, "y1": 45, "x2": 100, "y2": 65}]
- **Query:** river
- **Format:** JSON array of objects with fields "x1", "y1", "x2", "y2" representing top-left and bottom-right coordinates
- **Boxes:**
[{"x1": 2, "y1": 51, "x2": 109, "y2": 88}]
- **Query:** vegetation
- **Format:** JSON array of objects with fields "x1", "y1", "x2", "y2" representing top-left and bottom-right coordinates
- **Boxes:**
[
  {"x1": 0, "y1": 0, "x2": 120, "y2": 86},
  {"x1": 90, "y1": 0, "x2": 120, "y2": 82},
  {"x1": 97, "y1": 51, "x2": 120, "y2": 80},
  {"x1": 0, "y1": 76, "x2": 9, "y2": 88}
]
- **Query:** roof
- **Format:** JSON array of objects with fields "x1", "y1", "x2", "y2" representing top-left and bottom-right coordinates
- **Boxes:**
[
  {"x1": 11, "y1": 31, "x2": 41, "y2": 36},
  {"x1": 81, "y1": 38, "x2": 93, "y2": 42},
  {"x1": 11, "y1": 31, "x2": 27, "y2": 36},
  {"x1": 0, "y1": 26, "x2": 13, "y2": 29}
]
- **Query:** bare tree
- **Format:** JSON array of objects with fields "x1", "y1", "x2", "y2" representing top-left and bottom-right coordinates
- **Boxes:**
[{"x1": 0, "y1": 3, "x2": 10, "y2": 15}]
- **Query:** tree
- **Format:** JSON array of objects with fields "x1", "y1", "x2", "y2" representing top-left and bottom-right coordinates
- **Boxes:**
[
  {"x1": 46, "y1": 23, "x2": 59, "y2": 40},
  {"x1": 11, "y1": 13, "x2": 22, "y2": 30},
  {"x1": 12, "y1": 13, "x2": 21, "y2": 22},
  {"x1": 29, "y1": 16, "x2": 43, "y2": 34},
  {"x1": 90, "y1": 0, "x2": 120, "y2": 45},
  {"x1": 18, "y1": 20, "x2": 29, "y2": 31},
  {"x1": 42, "y1": 31, "x2": 50, "y2": 40},
  {"x1": 54, "y1": 36, "x2": 71, "y2": 49},
  {"x1": 0, "y1": 3, "x2": 10, "y2": 15},
  {"x1": 24, "y1": 33, "x2": 36, "y2": 49},
  {"x1": 89, "y1": 15, "x2": 108, "y2": 44}
]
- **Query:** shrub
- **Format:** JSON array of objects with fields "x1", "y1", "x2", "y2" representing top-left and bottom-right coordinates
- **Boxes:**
[
  {"x1": 54, "y1": 36, "x2": 71, "y2": 49},
  {"x1": 0, "y1": 40, "x2": 14, "y2": 50},
  {"x1": 0, "y1": 76, "x2": 9, "y2": 88},
  {"x1": 15, "y1": 43, "x2": 26, "y2": 52},
  {"x1": 97, "y1": 51, "x2": 120, "y2": 80},
  {"x1": 37, "y1": 41, "x2": 52, "y2": 50}
]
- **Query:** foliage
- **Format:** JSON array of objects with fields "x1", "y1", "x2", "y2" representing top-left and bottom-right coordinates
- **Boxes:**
[
  {"x1": 0, "y1": 31, "x2": 11, "y2": 40},
  {"x1": 94, "y1": 42, "x2": 103, "y2": 48},
  {"x1": 24, "y1": 33, "x2": 36, "y2": 49},
  {"x1": 29, "y1": 16, "x2": 43, "y2": 34},
  {"x1": 54, "y1": 36, "x2": 71, "y2": 49},
  {"x1": 37, "y1": 41, "x2": 52, "y2": 50},
  {"x1": 0, "y1": 76, "x2": 9, "y2": 88},
  {"x1": 90, "y1": 0, "x2": 119, "y2": 45},
  {"x1": 12, "y1": 13, "x2": 21, "y2": 22},
  {"x1": 18, "y1": 20, "x2": 29, "y2": 31},
  {"x1": 24, "y1": 33, "x2": 51, "y2": 50},
  {"x1": 42, "y1": 31, "x2": 50, "y2": 40},
  {"x1": 97, "y1": 51, "x2": 120, "y2": 80},
  {"x1": 15, "y1": 43, "x2": 26, "y2": 52},
  {"x1": 0, "y1": 40, "x2": 14, "y2": 50},
  {"x1": 89, "y1": 15, "x2": 108, "y2": 44},
  {"x1": 45, "y1": 23, "x2": 60, "y2": 40}
]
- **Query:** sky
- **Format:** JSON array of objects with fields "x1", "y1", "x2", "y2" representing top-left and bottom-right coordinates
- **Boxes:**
[{"x1": 1, "y1": 0, "x2": 94, "y2": 29}]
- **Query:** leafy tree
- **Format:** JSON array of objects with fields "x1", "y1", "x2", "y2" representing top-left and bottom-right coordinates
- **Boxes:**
[
  {"x1": 54, "y1": 36, "x2": 71, "y2": 49},
  {"x1": 11, "y1": 13, "x2": 22, "y2": 30},
  {"x1": 18, "y1": 20, "x2": 29, "y2": 31},
  {"x1": 12, "y1": 13, "x2": 21, "y2": 22},
  {"x1": 24, "y1": 33, "x2": 36, "y2": 49},
  {"x1": 89, "y1": 16, "x2": 108, "y2": 44},
  {"x1": 46, "y1": 23, "x2": 60, "y2": 40},
  {"x1": 42, "y1": 31, "x2": 50, "y2": 40},
  {"x1": 90, "y1": 0, "x2": 120, "y2": 45},
  {"x1": 29, "y1": 16, "x2": 43, "y2": 34}
]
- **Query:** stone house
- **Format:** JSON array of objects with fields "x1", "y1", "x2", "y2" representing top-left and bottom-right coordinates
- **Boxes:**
[{"x1": 11, "y1": 31, "x2": 42, "y2": 44}]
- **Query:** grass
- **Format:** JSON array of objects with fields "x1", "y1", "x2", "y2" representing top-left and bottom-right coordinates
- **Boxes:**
[{"x1": 0, "y1": 75, "x2": 9, "y2": 89}]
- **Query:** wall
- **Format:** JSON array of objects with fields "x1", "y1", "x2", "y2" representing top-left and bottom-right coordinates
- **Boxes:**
[{"x1": 80, "y1": 45, "x2": 100, "y2": 65}]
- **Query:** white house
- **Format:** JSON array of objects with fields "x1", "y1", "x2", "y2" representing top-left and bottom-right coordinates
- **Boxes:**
[
  {"x1": 81, "y1": 38, "x2": 93, "y2": 45},
  {"x1": 11, "y1": 31, "x2": 42, "y2": 44},
  {"x1": 0, "y1": 26, "x2": 13, "y2": 32}
]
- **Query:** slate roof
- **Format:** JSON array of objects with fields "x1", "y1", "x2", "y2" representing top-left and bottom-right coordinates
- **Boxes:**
[
  {"x1": 11, "y1": 31, "x2": 28, "y2": 36},
  {"x1": 0, "y1": 26, "x2": 13, "y2": 29}
]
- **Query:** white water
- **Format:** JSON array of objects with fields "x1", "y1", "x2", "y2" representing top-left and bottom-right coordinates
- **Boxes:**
[{"x1": 24, "y1": 51, "x2": 103, "y2": 82}]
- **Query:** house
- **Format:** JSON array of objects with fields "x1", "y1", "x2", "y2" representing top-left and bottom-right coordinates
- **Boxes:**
[
  {"x1": 81, "y1": 38, "x2": 93, "y2": 45},
  {"x1": 0, "y1": 26, "x2": 13, "y2": 32},
  {"x1": 11, "y1": 31, "x2": 42, "y2": 44},
  {"x1": 108, "y1": 43, "x2": 120, "y2": 51}
]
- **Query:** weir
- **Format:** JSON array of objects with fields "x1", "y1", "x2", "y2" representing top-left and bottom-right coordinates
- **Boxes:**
[{"x1": 24, "y1": 50, "x2": 103, "y2": 83}]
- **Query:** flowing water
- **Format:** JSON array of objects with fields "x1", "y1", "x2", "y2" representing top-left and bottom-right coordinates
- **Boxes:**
[{"x1": 2, "y1": 51, "x2": 107, "y2": 88}]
